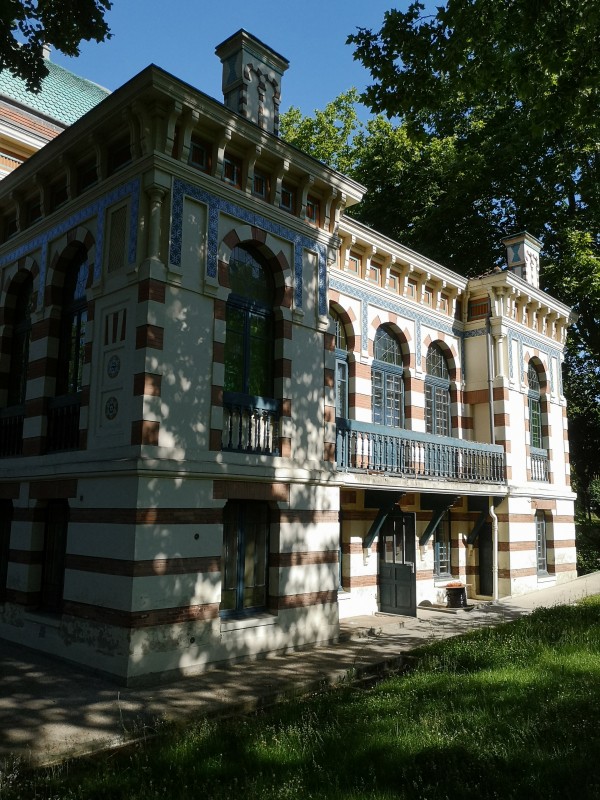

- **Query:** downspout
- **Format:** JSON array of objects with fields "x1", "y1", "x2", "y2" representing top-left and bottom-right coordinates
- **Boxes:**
[
  {"x1": 486, "y1": 310, "x2": 496, "y2": 445},
  {"x1": 489, "y1": 501, "x2": 499, "y2": 601}
]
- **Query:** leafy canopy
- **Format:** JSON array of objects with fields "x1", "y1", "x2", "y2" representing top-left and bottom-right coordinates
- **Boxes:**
[{"x1": 1, "y1": 0, "x2": 112, "y2": 91}]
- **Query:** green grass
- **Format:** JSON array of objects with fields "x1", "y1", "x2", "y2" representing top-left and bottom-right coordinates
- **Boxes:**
[{"x1": 3, "y1": 597, "x2": 600, "y2": 800}]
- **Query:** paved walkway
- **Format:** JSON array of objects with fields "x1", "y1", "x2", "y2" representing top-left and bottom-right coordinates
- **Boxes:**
[{"x1": 2, "y1": 572, "x2": 599, "y2": 766}]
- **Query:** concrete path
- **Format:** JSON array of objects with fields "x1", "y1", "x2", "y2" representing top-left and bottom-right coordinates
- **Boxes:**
[{"x1": 1, "y1": 572, "x2": 599, "y2": 767}]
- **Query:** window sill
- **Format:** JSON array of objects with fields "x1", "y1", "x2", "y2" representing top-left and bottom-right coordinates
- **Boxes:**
[
  {"x1": 24, "y1": 610, "x2": 62, "y2": 628},
  {"x1": 220, "y1": 612, "x2": 277, "y2": 632},
  {"x1": 537, "y1": 573, "x2": 555, "y2": 584}
]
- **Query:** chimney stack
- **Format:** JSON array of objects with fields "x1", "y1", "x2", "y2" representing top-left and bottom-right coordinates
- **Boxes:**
[
  {"x1": 502, "y1": 231, "x2": 541, "y2": 288},
  {"x1": 215, "y1": 30, "x2": 289, "y2": 136}
]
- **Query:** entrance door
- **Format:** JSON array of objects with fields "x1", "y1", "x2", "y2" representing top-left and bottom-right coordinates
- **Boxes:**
[
  {"x1": 478, "y1": 523, "x2": 493, "y2": 596},
  {"x1": 379, "y1": 511, "x2": 417, "y2": 616}
]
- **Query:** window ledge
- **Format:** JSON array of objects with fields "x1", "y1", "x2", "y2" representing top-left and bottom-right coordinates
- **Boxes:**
[
  {"x1": 24, "y1": 610, "x2": 62, "y2": 628},
  {"x1": 220, "y1": 612, "x2": 277, "y2": 632},
  {"x1": 537, "y1": 574, "x2": 555, "y2": 584}
]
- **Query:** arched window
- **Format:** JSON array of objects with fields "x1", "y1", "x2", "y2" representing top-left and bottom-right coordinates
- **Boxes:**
[
  {"x1": 224, "y1": 245, "x2": 274, "y2": 398},
  {"x1": 6, "y1": 275, "x2": 33, "y2": 408},
  {"x1": 329, "y1": 308, "x2": 348, "y2": 419},
  {"x1": 220, "y1": 500, "x2": 269, "y2": 616},
  {"x1": 372, "y1": 326, "x2": 404, "y2": 427},
  {"x1": 0, "y1": 275, "x2": 33, "y2": 457},
  {"x1": 425, "y1": 343, "x2": 451, "y2": 436},
  {"x1": 57, "y1": 252, "x2": 88, "y2": 396},
  {"x1": 47, "y1": 249, "x2": 88, "y2": 452},
  {"x1": 528, "y1": 362, "x2": 543, "y2": 449},
  {"x1": 535, "y1": 510, "x2": 548, "y2": 575}
]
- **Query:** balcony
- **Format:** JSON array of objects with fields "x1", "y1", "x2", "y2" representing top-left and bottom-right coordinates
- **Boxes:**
[
  {"x1": 531, "y1": 447, "x2": 549, "y2": 482},
  {"x1": 222, "y1": 392, "x2": 280, "y2": 455},
  {"x1": 335, "y1": 418, "x2": 505, "y2": 484}
]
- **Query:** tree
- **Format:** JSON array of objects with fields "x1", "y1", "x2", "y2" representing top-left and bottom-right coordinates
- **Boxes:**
[
  {"x1": 283, "y1": 2, "x2": 600, "y2": 505},
  {"x1": 279, "y1": 89, "x2": 362, "y2": 175},
  {"x1": 1, "y1": 0, "x2": 112, "y2": 91},
  {"x1": 346, "y1": 0, "x2": 600, "y2": 296}
]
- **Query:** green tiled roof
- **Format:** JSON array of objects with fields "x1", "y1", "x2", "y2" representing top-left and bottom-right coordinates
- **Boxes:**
[{"x1": 0, "y1": 59, "x2": 110, "y2": 126}]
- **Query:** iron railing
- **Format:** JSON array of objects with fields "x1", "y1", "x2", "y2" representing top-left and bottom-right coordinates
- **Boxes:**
[
  {"x1": 530, "y1": 447, "x2": 549, "y2": 482},
  {"x1": 0, "y1": 406, "x2": 24, "y2": 457},
  {"x1": 46, "y1": 394, "x2": 81, "y2": 453},
  {"x1": 222, "y1": 392, "x2": 279, "y2": 455},
  {"x1": 336, "y1": 418, "x2": 505, "y2": 483}
]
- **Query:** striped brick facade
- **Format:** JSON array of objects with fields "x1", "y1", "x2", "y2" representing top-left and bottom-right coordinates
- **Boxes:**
[{"x1": 0, "y1": 36, "x2": 578, "y2": 684}]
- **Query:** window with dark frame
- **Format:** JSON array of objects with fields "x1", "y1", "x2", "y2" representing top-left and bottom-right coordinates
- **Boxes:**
[
  {"x1": 528, "y1": 362, "x2": 543, "y2": 449},
  {"x1": 535, "y1": 510, "x2": 548, "y2": 575},
  {"x1": 253, "y1": 170, "x2": 269, "y2": 199},
  {"x1": 434, "y1": 512, "x2": 452, "y2": 577},
  {"x1": 220, "y1": 500, "x2": 269, "y2": 616},
  {"x1": 76, "y1": 158, "x2": 97, "y2": 194},
  {"x1": 57, "y1": 254, "x2": 88, "y2": 397},
  {"x1": 330, "y1": 308, "x2": 349, "y2": 419},
  {"x1": 224, "y1": 245, "x2": 274, "y2": 399},
  {"x1": 107, "y1": 136, "x2": 132, "y2": 175},
  {"x1": 306, "y1": 195, "x2": 320, "y2": 226},
  {"x1": 0, "y1": 500, "x2": 12, "y2": 602},
  {"x1": 40, "y1": 500, "x2": 69, "y2": 613},
  {"x1": 372, "y1": 326, "x2": 404, "y2": 428},
  {"x1": 6, "y1": 274, "x2": 33, "y2": 408},
  {"x1": 280, "y1": 182, "x2": 295, "y2": 213},
  {"x1": 223, "y1": 152, "x2": 242, "y2": 188},
  {"x1": 189, "y1": 135, "x2": 211, "y2": 173},
  {"x1": 425, "y1": 343, "x2": 451, "y2": 436}
]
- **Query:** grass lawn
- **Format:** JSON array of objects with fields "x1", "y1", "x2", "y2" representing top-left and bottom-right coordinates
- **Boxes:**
[{"x1": 2, "y1": 597, "x2": 600, "y2": 800}]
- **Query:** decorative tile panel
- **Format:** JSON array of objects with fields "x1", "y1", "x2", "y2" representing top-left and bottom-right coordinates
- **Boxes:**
[
  {"x1": 170, "y1": 178, "x2": 327, "y2": 313},
  {"x1": 0, "y1": 178, "x2": 140, "y2": 309},
  {"x1": 329, "y1": 275, "x2": 463, "y2": 369}
]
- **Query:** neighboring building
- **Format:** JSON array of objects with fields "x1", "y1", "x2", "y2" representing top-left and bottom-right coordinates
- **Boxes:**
[
  {"x1": 0, "y1": 50, "x2": 109, "y2": 179},
  {"x1": 0, "y1": 31, "x2": 577, "y2": 685}
]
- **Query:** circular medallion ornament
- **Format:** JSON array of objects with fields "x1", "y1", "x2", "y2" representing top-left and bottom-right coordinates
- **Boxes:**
[
  {"x1": 107, "y1": 354, "x2": 121, "y2": 379},
  {"x1": 105, "y1": 396, "x2": 119, "y2": 420}
]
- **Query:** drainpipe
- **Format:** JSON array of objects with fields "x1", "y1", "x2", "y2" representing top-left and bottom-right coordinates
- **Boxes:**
[
  {"x1": 486, "y1": 314, "x2": 496, "y2": 445},
  {"x1": 489, "y1": 501, "x2": 499, "y2": 601}
]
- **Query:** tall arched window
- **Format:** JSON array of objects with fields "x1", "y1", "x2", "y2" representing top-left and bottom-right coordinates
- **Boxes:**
[
  {"x1": 7, "y1": 275, "x2": 33, "y2": 408},
  {"x1": 224, "y1": 245, "x2": 274, "y2": 398},
  {"x1": 329, "y1": 308, "x2": 348, "y2": 419},
  {"x1": 0, "y1": 275, "x2": 33, "y2": 457},
  {"x1": 57, "y1": 252, "x2": 89, "y2": 397},
  {"x1": 47, "y1": 249, "x2": 88, "y2": 452},
  {"x1": 425, "y1": 343, "x2": 451, "y2": 436},
  {"x1": 528, "y1": 362, "x2": 543, "y2": 449},
  {"x1": 372, "y1": 326, "x2": 404, "y2": 427}
]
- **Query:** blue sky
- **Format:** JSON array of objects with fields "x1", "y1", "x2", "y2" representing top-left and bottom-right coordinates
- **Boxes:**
[{"x1": 51, "y1": 1, "x2": 412, "y2": 121}]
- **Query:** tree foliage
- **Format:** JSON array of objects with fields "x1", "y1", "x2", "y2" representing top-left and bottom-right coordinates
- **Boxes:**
[
  {"x1": 279, "y1": 89, "x2": 361, "y2": 175},
  {"x1": 283, "y1": 0, "x2": 600, "y2": 501},
  {"x1": 1, "y1": 0, "x2": 112, "y2": 91}
]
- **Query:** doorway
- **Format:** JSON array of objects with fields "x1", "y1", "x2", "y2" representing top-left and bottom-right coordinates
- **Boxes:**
[{"x1": 378, "y1": 511, "x2": 417, "y2": 616}]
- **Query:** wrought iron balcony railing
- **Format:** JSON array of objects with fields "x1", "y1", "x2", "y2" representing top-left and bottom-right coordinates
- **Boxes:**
[
  {"x1": 336, "y1": 418, "x2": 505, "y2": 484},
  {"x1": 530, "y1": 447, "x2": 549, "y2": 482},
  {"x1": 46, "y1": 394, "x2": 81, "y2": 453},
  {"x1": 0, "y1": 405, "x2": 24, "y2": 457},
  {"x1": 222, "y1": 392, "x2": 279, "y2": 455}
]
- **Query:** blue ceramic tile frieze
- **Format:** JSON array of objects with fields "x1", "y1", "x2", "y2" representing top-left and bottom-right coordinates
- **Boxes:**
[
  {"x1": 0, "y1": 178, "x2": 140, "y2": 309},
  {"x1": 170, "y1": 178, "x2": 327, "y2": 313}
]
